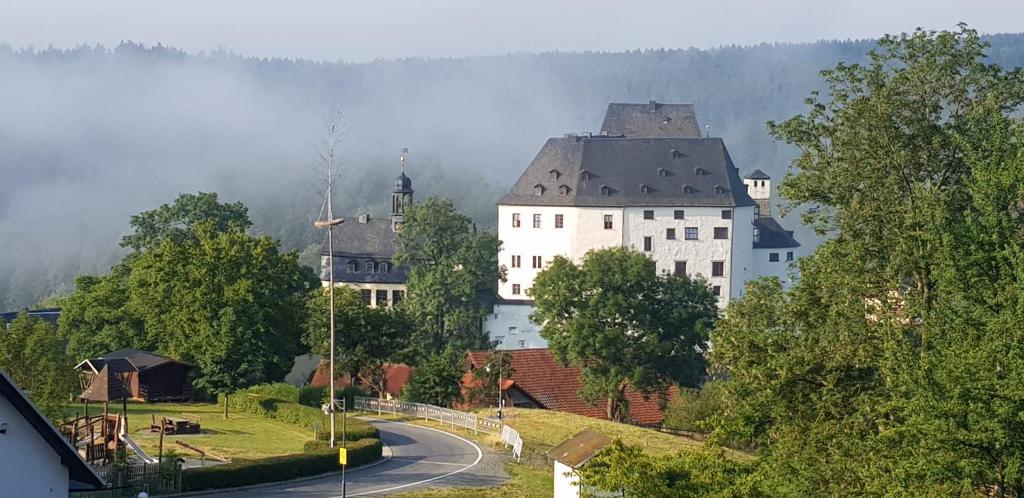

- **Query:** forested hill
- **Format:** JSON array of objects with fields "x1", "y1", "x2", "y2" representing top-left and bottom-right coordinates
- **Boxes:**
[{"x1": 3, "y1": 33, "x2": 1024, "y2": 309}]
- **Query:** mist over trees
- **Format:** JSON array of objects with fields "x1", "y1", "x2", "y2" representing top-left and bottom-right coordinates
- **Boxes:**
[{"x1": 5, "y1": 34, "x2": 1024, "y2": 308}]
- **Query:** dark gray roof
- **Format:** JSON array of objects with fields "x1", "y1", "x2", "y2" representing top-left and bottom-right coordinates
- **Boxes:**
[
  {"x1": 320, "y1": 217, "x2": 409, "y2": 284},
  {"x1": 0, "y1": 308, "x2": 61, "y2": 325},
  {"x1": 754, "y1": 217, "x2": 801, "y2": 249},
  {"x1": 0, "y1": 369, "x2": 105, "y2": 490},
  {"x1": 601, "y1": 101, "x2": 702, "y2": 138},
  {"x1": 499, "y1": 136, "x2": 755, "y2": 208},
  {"x1": 101, "y1": 348, "x2": 189, "y2": 371},
  {"x1": 745, "y1": 169, "x2": 771, "y2": 180}
]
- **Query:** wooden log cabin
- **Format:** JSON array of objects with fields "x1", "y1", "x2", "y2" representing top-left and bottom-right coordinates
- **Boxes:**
[{"x1": 76, "y1": 349, "x2": 194, "y2": 403}]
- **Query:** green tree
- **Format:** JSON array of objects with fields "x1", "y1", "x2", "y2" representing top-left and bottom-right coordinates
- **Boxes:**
[
  {"x1": 531, "y1": 247, "x2": 718, "y2": 421},
  {"x1": 578, "y1": 440, "x2": 766, "y2": 498},
  {"x1": 394, "y1": 196, "x2": 503, "y2": 361},
  {"x1": 0, "y1": 312, "x2": 79, "y2": 418},
  {"x1": 120, "y1": 191, "x2": 250, "y2": 252},
  {"x1": 59, "y1": 264, "x2": 148, "y2": 360},
  {"x1": 303, "y1": 287, "x2": 410, "y2": 397},
  {"x1": 711, "y1": 25, "x2": 1024, "y2": 496},
  {"x1": 402, "y1": 347, "x2": 464, "y2": 407},
  {"x1": 128, "y1": 223, "x2": 318, "y2": 416}
]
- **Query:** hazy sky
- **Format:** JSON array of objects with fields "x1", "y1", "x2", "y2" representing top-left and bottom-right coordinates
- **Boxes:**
[{"x1": 1, "y1": 0, "x2": 1021, "y2": 62}]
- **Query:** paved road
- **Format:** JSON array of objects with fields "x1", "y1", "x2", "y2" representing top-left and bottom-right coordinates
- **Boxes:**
[{"x1": 203, "y1": 419, "x2": 505, "y2": 497}]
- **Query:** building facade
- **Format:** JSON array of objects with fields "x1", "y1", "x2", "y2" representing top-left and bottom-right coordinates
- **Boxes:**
[
  {"x1": 319, "y1": 169, "x2": 414, "y2": 307},
  {"x1": 485, "y1": 102, "x2": 800, "y2": 349}
]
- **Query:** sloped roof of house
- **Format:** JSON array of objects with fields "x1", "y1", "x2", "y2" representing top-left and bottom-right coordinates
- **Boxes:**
[
  {"x1": 319, "y1": 217, "x2": 409, "y2": 285},
  {"x1": 465, "y1": 349, "x2": 674, "y2": 426},
  {"x1": 499, "y1": 136, "x2": 756, "y2": 208},
  {"x1": 600, "y1": 101, "x2": 702, "y2": 138},
  {"x1": 0, "y1": 369, "x2": 105, "y2": 490},
  {"x1": 754, "y1": 217, "x2": 801, "y2": 249},
  {"x1": 76, "y1": 349, "x2": 190, "y2": 374},
  {"x1": 79, "y1": 364, "x2": 132, "y2": 402},
  {"x1": 745, "y1": 168, "x2": 771, "y2": 180},
  {"x1": 546, "y1": 429, "x2": 612, "y2": 468}
]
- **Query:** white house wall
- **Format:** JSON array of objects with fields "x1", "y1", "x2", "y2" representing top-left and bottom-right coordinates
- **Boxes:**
[
  {"x1": 622, "y1": 206, "x2": 745, "y2": 306},
  {"x1": 498, "y1": 205, "x2": 622, "y2": 299},
  {"x1": 751, "y1": 248, "x2": 798, "y2": 286},
  {"x1": 485, "y1": 303, "x2": 547, "y2": 350},
  {"x1": 0, "y1": 394, "x2": 70, "y2": 498}
]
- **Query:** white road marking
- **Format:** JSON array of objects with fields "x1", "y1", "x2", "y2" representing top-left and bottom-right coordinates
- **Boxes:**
[
  {"x1": 388, "y1": 458, "x2": 472, "y2": 467},
  {"x1": 338, "y1": 421, "x2": 484, "y2": 497}
]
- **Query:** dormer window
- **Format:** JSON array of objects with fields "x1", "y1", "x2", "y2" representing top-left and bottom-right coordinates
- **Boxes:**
[
  {"x1": 379, "y1": 262, "x2": 389, "y2": 273},
  {"x1": 366, "y1": 261, "x2": 376, "y2": 274},
  {"x1": 670, "y1": 149, "x2": 683, "y2": 158},
  {"x1": 580, "y1": 170, "x2": 593, "y2": 181},
  {"x1": 695, "y1": 167, "x2": 707, "y2": 176},
  {"x1": 534, "y1": 184, "x2": 545, "y2": 195},
  {"x1": 347, "y1": 260, "x2": 358, "y2": 273},
  {"x1": 753, "y1": 226, "x2": 761, "y2": 243},
  {"x1": 599, "y1": 185, "x2": 611, "y2": 196},
  {"x1": 558, "y1": 185, "x2": 571, "y2": 196},
  {"x1": 682, "y1": 184, "x2": 695, "y2": 194},
  {"x1": 658, "y1": 168, "x2": 669, "y2": 177},
  {"x1": 640, "y1": 184, "x2": 651, "y2": 194},
  {"x1": 662, "y1": 116, "x2": 672, "y2": 124},
  {"x1": 714, "y1": 185, "x2": 727, "y2": 194},
  {"x1": 549, "y1": 169, "x2": 560, "y2": 180}
]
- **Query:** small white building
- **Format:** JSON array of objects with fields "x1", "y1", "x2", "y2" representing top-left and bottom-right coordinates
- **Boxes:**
[
  {"x1": 0, "y1": 369, "x2": 105, "y2": 497},
  {"x1": 546, "y1": 429, "x2": 612, "y2": 498},
  {"x1": 485, "y1": 102, "x2": 801, "y2": 349}
]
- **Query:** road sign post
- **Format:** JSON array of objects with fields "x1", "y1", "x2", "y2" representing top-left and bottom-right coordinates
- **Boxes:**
[{"x1": 339, "y1": 447, "x2": 347, "y2": 497}]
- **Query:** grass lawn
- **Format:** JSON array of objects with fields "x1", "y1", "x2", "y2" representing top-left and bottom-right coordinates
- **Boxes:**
[
  {"x1": 393, "y1": 464, "x2": 552, "y2": 498},
  {"x1": 68, "y1": 402, "x2": 367, "y2": 460},
  {"x1": 367, "y1": 407, "x2": 752, "y2": 497}
]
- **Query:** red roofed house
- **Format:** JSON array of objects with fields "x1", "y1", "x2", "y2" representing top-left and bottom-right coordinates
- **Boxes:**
[
  {"x1": 463, "y1": 349, "x2": 676, "y2": 426},
  {"x1": 310, "y1": 362, "x2": 414, "y2": 399}
]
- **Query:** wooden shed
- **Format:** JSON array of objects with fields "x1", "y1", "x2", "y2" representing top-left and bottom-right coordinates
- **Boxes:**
[{"x1": 76, "y1": 349, "x2": 194, "y2": 402}]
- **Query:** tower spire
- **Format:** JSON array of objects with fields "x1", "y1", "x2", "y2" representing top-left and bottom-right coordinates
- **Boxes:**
[{"x1": 392, "y1": 147, "x2": 414, "y2": 232}]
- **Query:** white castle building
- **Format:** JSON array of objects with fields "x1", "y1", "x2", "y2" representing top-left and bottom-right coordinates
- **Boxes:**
[{"x1": 485, "y1": 101, "x2": 801, "y2": 349}]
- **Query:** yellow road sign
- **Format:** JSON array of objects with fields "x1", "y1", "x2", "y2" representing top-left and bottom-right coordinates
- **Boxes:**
[{"x1": 338, "y1": 447, "x2": 348, "y2": 466}]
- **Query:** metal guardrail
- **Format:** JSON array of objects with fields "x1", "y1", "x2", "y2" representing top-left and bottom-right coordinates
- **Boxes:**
[{"x1": 355, "y1": 396, "x2": 523, "y2": 462}]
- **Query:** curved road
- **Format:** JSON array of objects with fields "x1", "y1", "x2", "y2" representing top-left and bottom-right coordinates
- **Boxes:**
[{"x1": 204, "y1": 419, "x2": 505, "y2": 497}]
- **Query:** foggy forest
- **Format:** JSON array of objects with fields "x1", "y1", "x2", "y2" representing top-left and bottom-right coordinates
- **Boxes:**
[{"x1": 5, "y1": 34, "x2": 1024, "y2": 309}]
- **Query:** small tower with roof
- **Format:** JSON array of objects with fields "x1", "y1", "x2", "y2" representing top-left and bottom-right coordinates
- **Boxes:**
[
  {"x1": 744, "y1": 169, "x2": 772, "y2": 218},
  {"x1": 392, "y1": 148, "x2": 414, "y2": 231}
]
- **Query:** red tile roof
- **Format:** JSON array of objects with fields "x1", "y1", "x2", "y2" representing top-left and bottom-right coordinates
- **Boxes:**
[
  {"x1": 465, "y1": 349, "x2": 674, "y2": 426},
  {"x1": 310, "y1": 362, "x2": 414, "y2": 397}
]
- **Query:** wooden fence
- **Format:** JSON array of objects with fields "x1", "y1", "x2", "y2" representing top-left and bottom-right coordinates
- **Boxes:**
[{"x1": 70, "y1": 460, "x2": 181, "y2": 498}]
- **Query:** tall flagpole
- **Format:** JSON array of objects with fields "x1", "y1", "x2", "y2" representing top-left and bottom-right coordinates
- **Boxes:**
[{"x1": 315, "y1": 118, "x2": 345, "y2": 449}]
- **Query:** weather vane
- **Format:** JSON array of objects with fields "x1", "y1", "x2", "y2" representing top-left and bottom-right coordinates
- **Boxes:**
[{"x1": 400, "y1": 147, "x2": 408, "y2": 173}]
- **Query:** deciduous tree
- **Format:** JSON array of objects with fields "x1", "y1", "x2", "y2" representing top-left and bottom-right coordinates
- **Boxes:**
[
  {"x1": 531, "y1": 247, "x2": 717, "y2": 421},
  {"x1": 394, "y1": 196, "x2": 503, "y2": 361}
]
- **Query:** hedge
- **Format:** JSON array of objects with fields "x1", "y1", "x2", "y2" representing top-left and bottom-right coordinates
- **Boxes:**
[
  {"x1": 221, "y1": 391, "x2": 379, "y2": 441},
  {"x1": 181, "y1": 437, "x2": 382, "y2": 492}
]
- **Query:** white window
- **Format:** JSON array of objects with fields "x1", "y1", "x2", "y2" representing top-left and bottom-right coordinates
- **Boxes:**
[
  {"x1": 603, "y1": 214, "x2": 613, "y2": 230},
  {"x1": 533, "y1": 213, "x2": 541, "y2": 228},
  {"x1": 511, "y1": 255, "x2": 521, "y2": 268},
  {"x1": 512, "y1": 213, "x2": 521, "y2": 227},
  {"x1": 532, "y1": 256, "x2": 542, "y2": 268},
  {"x1": 512, "y1": 284, "x2": 521, "y2": 295}
]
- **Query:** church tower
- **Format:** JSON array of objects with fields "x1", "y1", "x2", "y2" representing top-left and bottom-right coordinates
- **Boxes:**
[{"x1": 392, "y1": 149, "x2": 414, "y2": 231}]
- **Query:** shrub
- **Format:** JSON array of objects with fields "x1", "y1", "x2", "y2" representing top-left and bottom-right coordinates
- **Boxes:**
[
  {"x1": 662, "y1": 381, "x2": 727, "y2": 433},
  {"x1": 220, "y1": 392, "x2": 378, "y2": 441},
  {"x1": 182, "y1": 437, "x2": 382, "y2": 492},
  {"x1": 297, "y1": 386, "x2": 327, "y2": 407},
  {"x1": 242, "y1": 383, "x2": 299, "y2": 403}
]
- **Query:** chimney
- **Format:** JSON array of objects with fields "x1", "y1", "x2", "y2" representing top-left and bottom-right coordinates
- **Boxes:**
[
  {"x1": 648, "y1": 100, "x2": 658, "y2": 112},
  {"x1": 358, "y1": 214, "x2": 369, "y2": 224}
]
